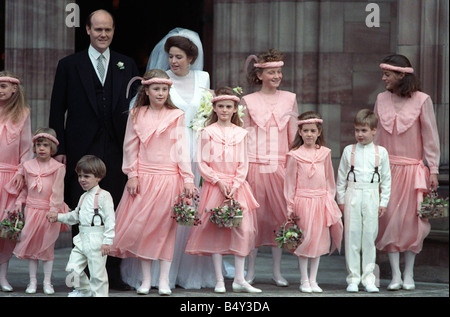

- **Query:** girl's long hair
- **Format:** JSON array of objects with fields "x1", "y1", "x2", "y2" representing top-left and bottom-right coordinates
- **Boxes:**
[
  {"x1": 0, "y1": 71, "x2": 30, "y2": 124},
  {"x1": 290, "y1": 111, "x2": 326, "y2": 150},
  {"x1": 131, "y1": 69, "x2": 178, "y2": 121},
  {"x1": 381, "y1": 54, "x2": 421, "y2": 98},
  {"x1": 206, "y1": 86, "x2": 242, "y2": 127}
]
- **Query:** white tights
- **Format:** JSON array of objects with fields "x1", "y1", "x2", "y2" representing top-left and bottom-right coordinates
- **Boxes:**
[
  {"x1": 140, "y1": 259, "x2": 172, "y2": 290},
  {"x1": 298, "y1": 256, "x2": 320, "y2": 284},
  {"x1": 213, "y1": 254, "x2": 247, "y2": 285},
  {"x1": 28, "y1": 259, "x2": 53, "y2": 285},
  {"x1": 388, "y1": 251, "x2": 416, "y2": 284}
]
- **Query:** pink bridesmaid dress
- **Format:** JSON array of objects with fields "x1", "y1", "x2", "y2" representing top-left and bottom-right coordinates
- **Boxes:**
[
  {"x1": 284, "y1": 145, "x2": 343, "y2": 258},
  {"x1": 185, "y1": 123, "x2": 259, "y2": 257},
  {"x1": 0, "y1": 110, "x2": 32, "y2": 264},
  {"x1": 241, "y1": 91, "x2": 298, "y2": 247},
  {"x1": 12, "y1": 158, "x2": 69, "y2": 261},
  {"x1": 374, "y1": 91, "x2": 440, "y2": 253},
  {"x1": 111, "y1": 107, "x2": 194, "y2": 262}
]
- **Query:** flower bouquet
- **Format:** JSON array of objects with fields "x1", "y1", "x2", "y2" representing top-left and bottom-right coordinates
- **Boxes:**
[
  {"x1": 190, "y1": 87, "x2": 246, "y2": 138},
  {"x1": 171, "y1": 189, "x2": 201, "y2": 226},
  {"x1": 274, "y1": 218, "x2": 303, "y2": 251},
  {"x1": 417, "y1": 191, "x2": 449, "y2": 219},
  {"x1": 0, "y1": 207, "x2": 25, "y2": 241},
  {"x1": 208, "y1": 199, "x2": 243, "y2": 228}
]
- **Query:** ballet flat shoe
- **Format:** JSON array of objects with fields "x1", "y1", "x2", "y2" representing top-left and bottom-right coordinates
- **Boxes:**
[
  {"x1": 1, "y1": 283, "x2": 13, "y2": 292},
  {"x1": 214, "y1": 280, "x2": 226, "y2": 293},
  {"x1": 25, "y1": 283, "x2": 37, "y2": 294},
  {"x1": 310, "y1": 282, "x2": 323, "y2": 293},
  {"x1": 43, "y1": 283, "x2": 55, "y2": 295},
  {"x1": 232, "y1": 282, "x2": 262, "y2": 293},
  {"x1": 387, "y1": 281, "x2": 403, "y2": 291},
  {"x1": 137, "y1": 286, "x2": 150, "y2": 295},
  {"x1": 299, "y1": 281, "x2": 312, "y2": 293},
  {"x1": 272, "y1": 277, "x2": 289, "y2": 287},
  {"x1": 402, "y1": 283, "x2": 415, "y2": 291},
  {"x1": 346, "y1": 283, "x2": 359, "y2": 293},
  {"x1": 158, "y1": 287, "x2": 172, "y2": 296}
]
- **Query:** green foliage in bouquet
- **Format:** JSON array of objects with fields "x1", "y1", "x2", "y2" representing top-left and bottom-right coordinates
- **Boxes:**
[
  {"x1": 0, "y1": 209, "x2": 25, "y2": 241},
  {"x1": 208, "y1": 199, "x2": 243, "y2": 228}
]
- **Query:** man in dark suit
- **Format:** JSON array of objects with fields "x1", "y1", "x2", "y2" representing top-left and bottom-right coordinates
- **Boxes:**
[{"x1": 49, "y1": 9, "x2": 139, "y2": 291}]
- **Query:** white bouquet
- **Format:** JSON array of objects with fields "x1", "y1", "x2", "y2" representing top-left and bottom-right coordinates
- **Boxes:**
[{"x1": 190, "y1": 87, "x2": 246, "y2": 137}]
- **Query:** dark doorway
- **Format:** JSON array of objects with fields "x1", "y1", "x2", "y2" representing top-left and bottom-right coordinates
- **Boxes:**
[{"x1": 75, "y1": 0, "x2": 212, "y2": 75}]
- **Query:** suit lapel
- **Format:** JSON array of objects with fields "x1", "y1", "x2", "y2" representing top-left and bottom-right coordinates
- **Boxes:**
[
  {"x1": 109, "y1": 52, "x2": 124, "y2": 112},
  {"x1": 77, "y1": 50, "x2": 100, "y2": 118}
]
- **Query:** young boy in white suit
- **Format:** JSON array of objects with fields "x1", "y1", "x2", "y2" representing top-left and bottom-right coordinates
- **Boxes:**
[
  {"x1": 336, "y1": 109, "x2": 391, "y2": 293},
  {"x1": 48, "y1": 155, "x2": 115, "y2": 297}
]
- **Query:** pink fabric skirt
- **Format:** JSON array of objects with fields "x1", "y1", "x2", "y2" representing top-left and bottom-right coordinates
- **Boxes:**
[
  {"x1": 247, "y1": 163, "x2": 288, "y2": 247},
  {"x1": 185, "y1": 179, "x2": 259, "y2": 257},
  {"x1": 376, "y1": 159, "x2": 430, "y2": 253},
  {"x1": 111, "y1": 173, "x2": 184, "y2": 262},
  {"x1": 0, "y1": 169, "x2": 17, "y2": 264},
  {"x1": 291, "y1": 189, "x2": 343, "y2": 258},
  {"x1": 13, "y1": 200, "x2": 69, "y2": 261}
]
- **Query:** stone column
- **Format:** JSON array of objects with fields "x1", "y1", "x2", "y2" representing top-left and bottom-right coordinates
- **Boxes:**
[{"x1": 5, "y1": 0, "x2": 75, "y2": 132}]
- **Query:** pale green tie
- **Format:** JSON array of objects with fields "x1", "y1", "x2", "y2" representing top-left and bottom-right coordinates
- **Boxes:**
[{"x1": 97, "y1": 54, "x2": 106, "y2": 82}]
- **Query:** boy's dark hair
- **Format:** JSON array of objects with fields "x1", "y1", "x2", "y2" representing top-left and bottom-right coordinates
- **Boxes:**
[
  {"x1": 75, "y1": 155, "x2": 106, "y2": 179},
  {"x1": 354, "y1": 109, "x2": 378, "y2": 130}
]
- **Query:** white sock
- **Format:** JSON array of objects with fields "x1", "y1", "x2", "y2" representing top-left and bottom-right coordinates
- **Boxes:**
[
  {"x1": 0, "y1": 262, "x2": 11, "y2": 287},
  {"x1": 309, "y1": 257, "x2": 320, "y2": 284},
  {"x1": 42, "y1": 260, "x2": 53, "y2": 284},
  {"x1": 298, "y1": 256, "x2": 309, "y2": 284},
  {"x1": 28, "y1": 260, "x2": 38, "y2": 285},
  {"x1": 234, "y1": 255, "x2": 246, "y2": 285},
  {"x1": 388, "y1": 252, "x2": 402, "y2": 283},
  {"x1": 212, "y1": 254, "x2": 224, "y2": 283},
  {"x1": 140, "y1": 259, "x2": 152, "y2": 289},
  {"x1": 159, "y1": 260, "x2": 171, "y2": 290},
  {"x1": 403, "y1": 251, "x2": 416, "y2": 284},
  {"x1": 271, "y1": 247, "x2": 286, "y2": 281},
  {"x1": 245, "y1": 249, "x2": 258, "y2": 281}
]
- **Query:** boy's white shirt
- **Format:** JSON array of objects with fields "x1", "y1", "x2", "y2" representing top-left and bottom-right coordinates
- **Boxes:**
[
  {"x1": 336, "y1": 142, "x2": 391, "y2": 207},
  {"x1": 57, "y1": 185, "x2": 115, "y2": 245}
]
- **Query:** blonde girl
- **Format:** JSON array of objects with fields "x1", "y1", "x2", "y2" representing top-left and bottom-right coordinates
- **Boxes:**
[{"x1": 0, "y1": 71, "x2": 32, "y2": 292}]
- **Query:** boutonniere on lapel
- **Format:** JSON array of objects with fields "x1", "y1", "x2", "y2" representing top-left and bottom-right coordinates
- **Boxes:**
[{"x1": 116, "y1": 61, "x2": 125, "y2": 70}]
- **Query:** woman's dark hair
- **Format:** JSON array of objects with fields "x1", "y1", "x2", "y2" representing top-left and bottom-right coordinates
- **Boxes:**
[
  {"x1": 381, "y1": 54, "x2": 421, "y2": 98},
  {"x1": 164, "y1": 36, "x2": 199, "y2": 65}
]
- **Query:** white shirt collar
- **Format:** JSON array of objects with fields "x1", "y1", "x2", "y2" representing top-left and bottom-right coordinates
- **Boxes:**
[{"x1": 88, "y1": 45, "x2": 110, "y2": 61}]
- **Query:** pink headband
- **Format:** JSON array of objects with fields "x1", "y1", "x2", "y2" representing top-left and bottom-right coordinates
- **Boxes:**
[
  {"x1": 32, "y1": 133, "x2": 59, "y2": 146},
  {"x1": 244, "y1": 54, "x2": 284, "y2": 72},
  {"x1": 211, "y1": 95, "x2": 240, "y2": 104},
  {"x1": 141, "y1": 78, "x2": 173, "y2": 86},
  {"x1": 126, "y1": 76, "x2": 173, "y2": 99},
  {"x1": 297, "y1": 118, "x2": 323, "y2": 126},
  {"x1": 380, "y1": 63, "x2": 414, "y2": 74},
  {"x1": 254, "y1": 61, "x2": 284, "y2": 68},
  {"x1": 0, "y1": 76, "x2": 20, "y2": 85}
]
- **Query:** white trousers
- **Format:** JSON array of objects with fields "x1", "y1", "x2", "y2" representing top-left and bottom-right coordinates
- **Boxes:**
[
  {"x1": 344, "y1": 182, "x2": 379, "y2": 286},
  {"x1": 66, "y1": 226, "x2": 108, "y2": 297}
]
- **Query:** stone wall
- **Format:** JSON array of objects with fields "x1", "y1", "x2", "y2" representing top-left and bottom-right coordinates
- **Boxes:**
[
  {"x1": 4, "y1": 0, "x2": 75, "y2": 131},
  {"x1": 213, "y1": 0, "x2": 449, "y2": 173}
]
